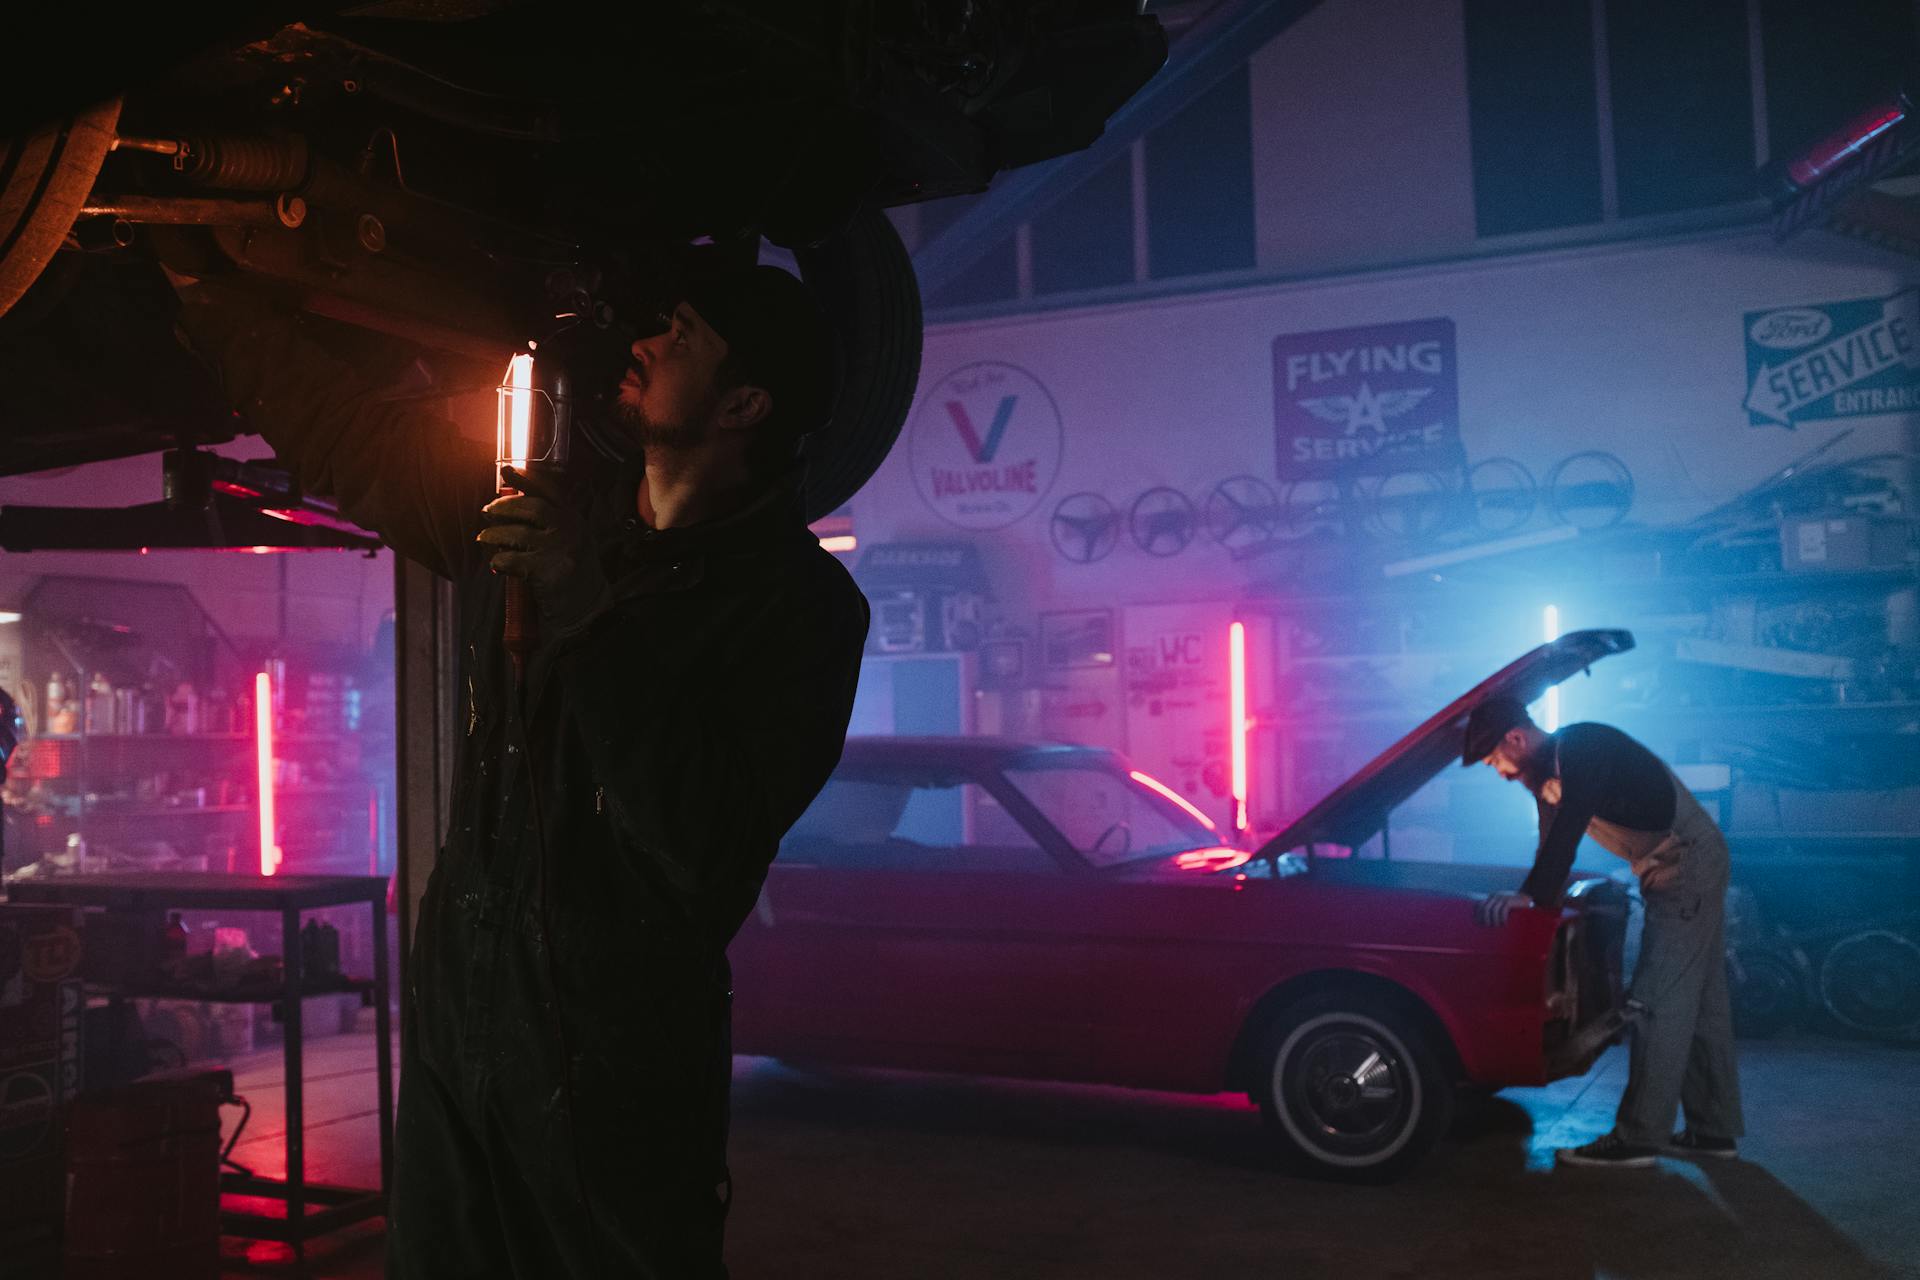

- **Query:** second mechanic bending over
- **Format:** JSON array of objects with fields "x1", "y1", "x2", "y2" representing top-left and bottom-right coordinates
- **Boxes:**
[{"x1": 1466, "y1": 696, "x2": 1744, "y2": 1170}]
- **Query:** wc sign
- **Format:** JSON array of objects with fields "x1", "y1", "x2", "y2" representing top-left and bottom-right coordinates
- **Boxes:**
[
  {"x1": 1124, "y1": 626, "x2": 1213, "y2": 693},
  {"x1": 909, "y1": 362, "x2": 1064, "y2": 529},
  {"x1": 1154, "y1": 634, "x2": 1207, "y2": 667}
]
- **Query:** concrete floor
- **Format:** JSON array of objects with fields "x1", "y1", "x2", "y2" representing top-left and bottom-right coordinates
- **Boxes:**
[{"x1": 213, "y1": 1022, "x2": 1919, "y2": 1279}]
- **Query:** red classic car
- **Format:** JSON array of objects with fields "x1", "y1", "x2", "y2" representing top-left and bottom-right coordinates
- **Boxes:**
[{"x1": 730, "y1": 630, "x2": 1635, "y2": 1180}]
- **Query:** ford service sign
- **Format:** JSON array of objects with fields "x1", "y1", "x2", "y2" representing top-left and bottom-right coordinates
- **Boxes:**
[
  {"x1": 1272, "y1": 317, "x2": 1462, "y2": 481},
  {"x1": 1744, "y1": 288, "x2": 1920, "y2": 429}
]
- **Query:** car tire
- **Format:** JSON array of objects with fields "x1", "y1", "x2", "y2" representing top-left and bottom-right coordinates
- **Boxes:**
[
  {"x1": 0, "y1": 98, "x2": 121, "y2": 320},
  {"x1": 1728, "y1": 943, "x2": 1809, "y2": 1039},
  {"x1": 793, "y1": 206, "x2": 923, "y2": 524},
  {"x1": 1255, "y1": 993, "x2": 1454, "y2": 1182}
]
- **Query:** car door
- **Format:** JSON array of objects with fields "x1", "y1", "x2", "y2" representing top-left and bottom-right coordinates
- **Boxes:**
[
  {"x1": 730, "y1": 758, "x2": 1092, "y2": 1080},
  {"x1": 1070, "y1": 866, "x2": 1296, "y2": 1092}
]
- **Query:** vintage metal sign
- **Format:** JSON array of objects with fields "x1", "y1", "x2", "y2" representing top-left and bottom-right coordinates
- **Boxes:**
[
  {"x1": 1744, "y1": 288, "x2": 1920, "y2": 428},
  {"x1": 908, "y1": 361, "x2": 1064, "y2": 529},
  {"x1": 1271, "y1": 317, "x2": 1461, "y2": 481}
]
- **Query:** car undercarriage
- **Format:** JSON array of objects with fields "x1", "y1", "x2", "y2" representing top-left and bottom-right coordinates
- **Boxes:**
[{"x1": 0, "y1": 2, "x2": 1166, "y2": 533}]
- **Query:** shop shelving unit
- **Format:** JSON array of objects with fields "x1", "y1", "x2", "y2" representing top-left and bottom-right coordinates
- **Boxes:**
[{"x1": 5, "y1": 872, "x2": 393, "y2": 1257}]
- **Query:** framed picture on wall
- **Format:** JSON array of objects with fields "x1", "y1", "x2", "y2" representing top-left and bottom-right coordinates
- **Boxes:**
[{"x1": 1040, "y1": 609, "x2": 1116, "y2": 670}]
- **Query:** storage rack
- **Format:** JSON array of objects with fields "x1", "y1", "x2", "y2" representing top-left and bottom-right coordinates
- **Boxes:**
[{"x1": 4, "y1": 872, "x2": 393, "y2": 1258}]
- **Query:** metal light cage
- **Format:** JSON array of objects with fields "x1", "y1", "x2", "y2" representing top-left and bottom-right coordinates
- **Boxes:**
[{"x1": 495, "y1": 351, "x2": 571, "y2": 492}]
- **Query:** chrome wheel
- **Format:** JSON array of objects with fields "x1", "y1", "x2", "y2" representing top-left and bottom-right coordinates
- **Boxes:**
[
  {"x1": 1260, "y1": 1002, "x2": 1449, "y2": 1178},
  {"x1": 1275, "y1": 1014, "x2": 1418, "y2": 1162}
]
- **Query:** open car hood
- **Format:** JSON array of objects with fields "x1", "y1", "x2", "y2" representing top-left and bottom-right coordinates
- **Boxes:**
[{"x1": 1253, "y1": 629, "x2": 1635, "y2": 860}]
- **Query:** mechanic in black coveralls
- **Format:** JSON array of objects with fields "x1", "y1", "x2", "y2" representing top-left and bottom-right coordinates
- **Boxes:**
[
  {"x1": 168, "y1": 258, "x2": 869, "y2": 1277},
  {"x1": 1465, "y1": 696, "x2": 1744, "y2": 1170}
]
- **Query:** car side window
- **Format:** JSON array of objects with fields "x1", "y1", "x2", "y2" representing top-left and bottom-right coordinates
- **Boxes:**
[{"x1": 779, "y1": 772, "x2": 1052, "y2": 873}]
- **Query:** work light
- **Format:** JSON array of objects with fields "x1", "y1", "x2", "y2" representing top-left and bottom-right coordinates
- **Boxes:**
[{"x1": 496, "y1": 348, "x2": 572, "y2": 674}]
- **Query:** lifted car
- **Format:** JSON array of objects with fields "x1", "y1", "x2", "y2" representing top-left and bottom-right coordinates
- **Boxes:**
[
  {"x1": 0, "y1": 2, "x2": 1165, "y2": 529},
  {"x1": 730, "y1": 629, "x2": 1636, "y2": 1181}
]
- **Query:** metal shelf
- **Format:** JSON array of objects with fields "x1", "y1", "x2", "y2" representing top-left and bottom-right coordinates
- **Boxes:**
[
  {"x1": 1620, "y1": 566, "x2": 1918, "y2": 593},
  {"x1": 1613, "y1": 702, "x2": 1920, "y2": 728},
  {"x1": 39, "y1": 733, "x2": 352, "y2": 745},
  {"x1": 1281, "y1": 650, "x2": 1484, "y2": 666},
  {"x1": 1731, "y1": 831, "x2": 1920, "y2": 841},
  {"x1": 77, "y1": 805, "x2": 253, "y2": 820},
  {"x1": 8, "y1": 871, "x2": 394, "y2": 1255},
  {"x1": 1273, "y1": 701, "x2": 1919, "y2": 723},
  {"x1": 86, "y1": 976, "x2": 373, "y2": 1004},
  {"x1": 1242, "y1": 562, "x2": 1918, "y2": 608}
]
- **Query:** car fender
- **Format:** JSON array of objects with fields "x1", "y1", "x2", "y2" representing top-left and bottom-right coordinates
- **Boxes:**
[{"x1": 1224, "y1": 922, "x2": 1559, "y2": 1091}]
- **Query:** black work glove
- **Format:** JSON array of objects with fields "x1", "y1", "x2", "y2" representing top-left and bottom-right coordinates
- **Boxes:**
[{"x1": 476, "y1": 466, "x2": 609, "y2": 634}]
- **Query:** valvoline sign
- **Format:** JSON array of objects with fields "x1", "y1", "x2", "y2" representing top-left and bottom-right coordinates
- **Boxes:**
[
  {"x1": 1744, "y1": 288, "x2": 1920, "y2": 428},
  {"x1": 909, "y1": 362, "x2": 1063, "y2": 530}
]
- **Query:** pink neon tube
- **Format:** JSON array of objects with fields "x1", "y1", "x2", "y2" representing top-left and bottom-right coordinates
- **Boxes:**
[
  {"x1": 1130, "y1": 770, "x2": 1218, "y2": 833},
  {"x1": 1229, "y1": 622, "x2": 1248, "y2": 833},
  {"x1": 256, "y1": 670, "x2": 280, "y2": 875}
]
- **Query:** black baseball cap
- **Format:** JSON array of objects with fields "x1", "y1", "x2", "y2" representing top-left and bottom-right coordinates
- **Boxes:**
[
  {"x1": 674, "y1": 255, "x2": 839, "y2": 439},
  {"x1": 1460, "y1": 695, "x2": 1535, "y2": 766}
]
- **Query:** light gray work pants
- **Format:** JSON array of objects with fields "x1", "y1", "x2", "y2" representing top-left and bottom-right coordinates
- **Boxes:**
[{"x1": 1609, "y1": 786, "x2": 1745, "y2": 1145}]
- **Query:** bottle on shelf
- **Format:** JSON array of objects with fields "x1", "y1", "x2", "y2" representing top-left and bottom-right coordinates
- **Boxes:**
[
  {"x1": 45, "y1": 670, "x2": 76, "y2": 736},
  {"x1": 299, "y1": 919, "x2": 341, "y2": 979},
  {"x1": 163, "y1": 912, "x2": 189, "y2": 969},
  {"x1": 167, "y1": 681, "x2": 199, "y2": 735},
  {"x1": 85, "y1": 673, "x2": 114, "y2": 735},
  {"x1": 203, "y1": 686, "x2": 230, "y2": 735},
  {"x1": 113, "y1": 686, "x2": 137, "y2": 735}
]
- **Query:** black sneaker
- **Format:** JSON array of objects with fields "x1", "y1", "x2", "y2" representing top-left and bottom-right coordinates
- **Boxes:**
[
  {"x1": 1555, "y1": 1134, "x2": 1659, "y2": 1168},
  {"x1": 1669, "y1": 1129, "x2": 1738, "y2": 1159}
]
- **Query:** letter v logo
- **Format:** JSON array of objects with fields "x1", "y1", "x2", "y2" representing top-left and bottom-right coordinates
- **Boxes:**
[{"x1": 946, "y1": 396, "x2": 1019, "y2": 463}]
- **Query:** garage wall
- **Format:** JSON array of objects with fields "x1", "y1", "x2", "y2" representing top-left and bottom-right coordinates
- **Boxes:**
[
  {"x1": 1249, "y1": 0, "x2": 1479, "y2": 275},
  {"x1": 857, "y1": 225, "x2": 1919, "y2": 623}
]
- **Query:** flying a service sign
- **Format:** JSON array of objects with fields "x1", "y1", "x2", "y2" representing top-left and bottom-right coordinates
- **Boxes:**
[
  {"x1": 1744, "y1": 288, "x2": 1920, "y2": 429},
  {"x1": 909, "y1": 361, "x2": 1064, "y2": 529},
  {"x1": 1272, "y1": 317, "x2": 1462, "y2": 480}
]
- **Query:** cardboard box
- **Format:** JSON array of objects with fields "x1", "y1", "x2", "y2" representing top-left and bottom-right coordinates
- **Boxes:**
[
  {"x1": 1779, "y1": 515, "x2": 1911, "y2": 572},
  {"x1": 0, "y1": 904, "x2": 84, "y2": 1252}
]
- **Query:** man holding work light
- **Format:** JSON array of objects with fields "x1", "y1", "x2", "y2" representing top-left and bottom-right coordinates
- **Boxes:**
[{"x1": 168, "y1": 255, "x2": 869, "y2": 1277}]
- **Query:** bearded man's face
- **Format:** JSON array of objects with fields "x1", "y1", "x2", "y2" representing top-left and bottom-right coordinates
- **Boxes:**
[
  {"x1": 616, "y1": 302, "x2": 729, "y2": 451},
  {"x1": 1486, "y1": 730, "x2": 1555, "y2": 796}
]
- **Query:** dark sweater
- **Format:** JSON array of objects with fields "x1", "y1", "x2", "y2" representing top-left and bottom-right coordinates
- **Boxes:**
[{"x1": 1521, "y1": 722, "x2": 1675, "y2": 907}]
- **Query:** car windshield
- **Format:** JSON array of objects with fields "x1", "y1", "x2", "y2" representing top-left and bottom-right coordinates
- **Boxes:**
[{"x1": 1002, "y1": 760, "x2": 1222, "y2": 869}]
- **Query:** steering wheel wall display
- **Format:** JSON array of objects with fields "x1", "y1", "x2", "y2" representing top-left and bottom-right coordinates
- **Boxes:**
[
  {"x1": 1546, "y1": 450, "x2": 1634, "y2": 530},
  {"x1": 1356, "y1": 469, "x2": 1454, "y2": 541},
  {"x1": 1203, "y1": 474, "x2": 1282, "y2": 551},
  {"x1": 1280, "y1": 477, "x2": 1346, "y2": 536},
  {"x1": 1042, "y1": 449, "x2": 1629, "y2": 566},
  {"x1": 1049, "y1": 491, "x2": 1121, "y2": 564},
  {"x1": 1129, "y1": 487, "x2": 1198, "y2": 557},
  {"x1": 1467, "y1": 456, "x2": 1537, "y2": 534}
]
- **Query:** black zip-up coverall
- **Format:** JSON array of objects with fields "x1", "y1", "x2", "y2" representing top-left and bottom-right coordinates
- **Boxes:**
[{"x1": 178, "y1": 299, "x2": 869, "y2": 1277}]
